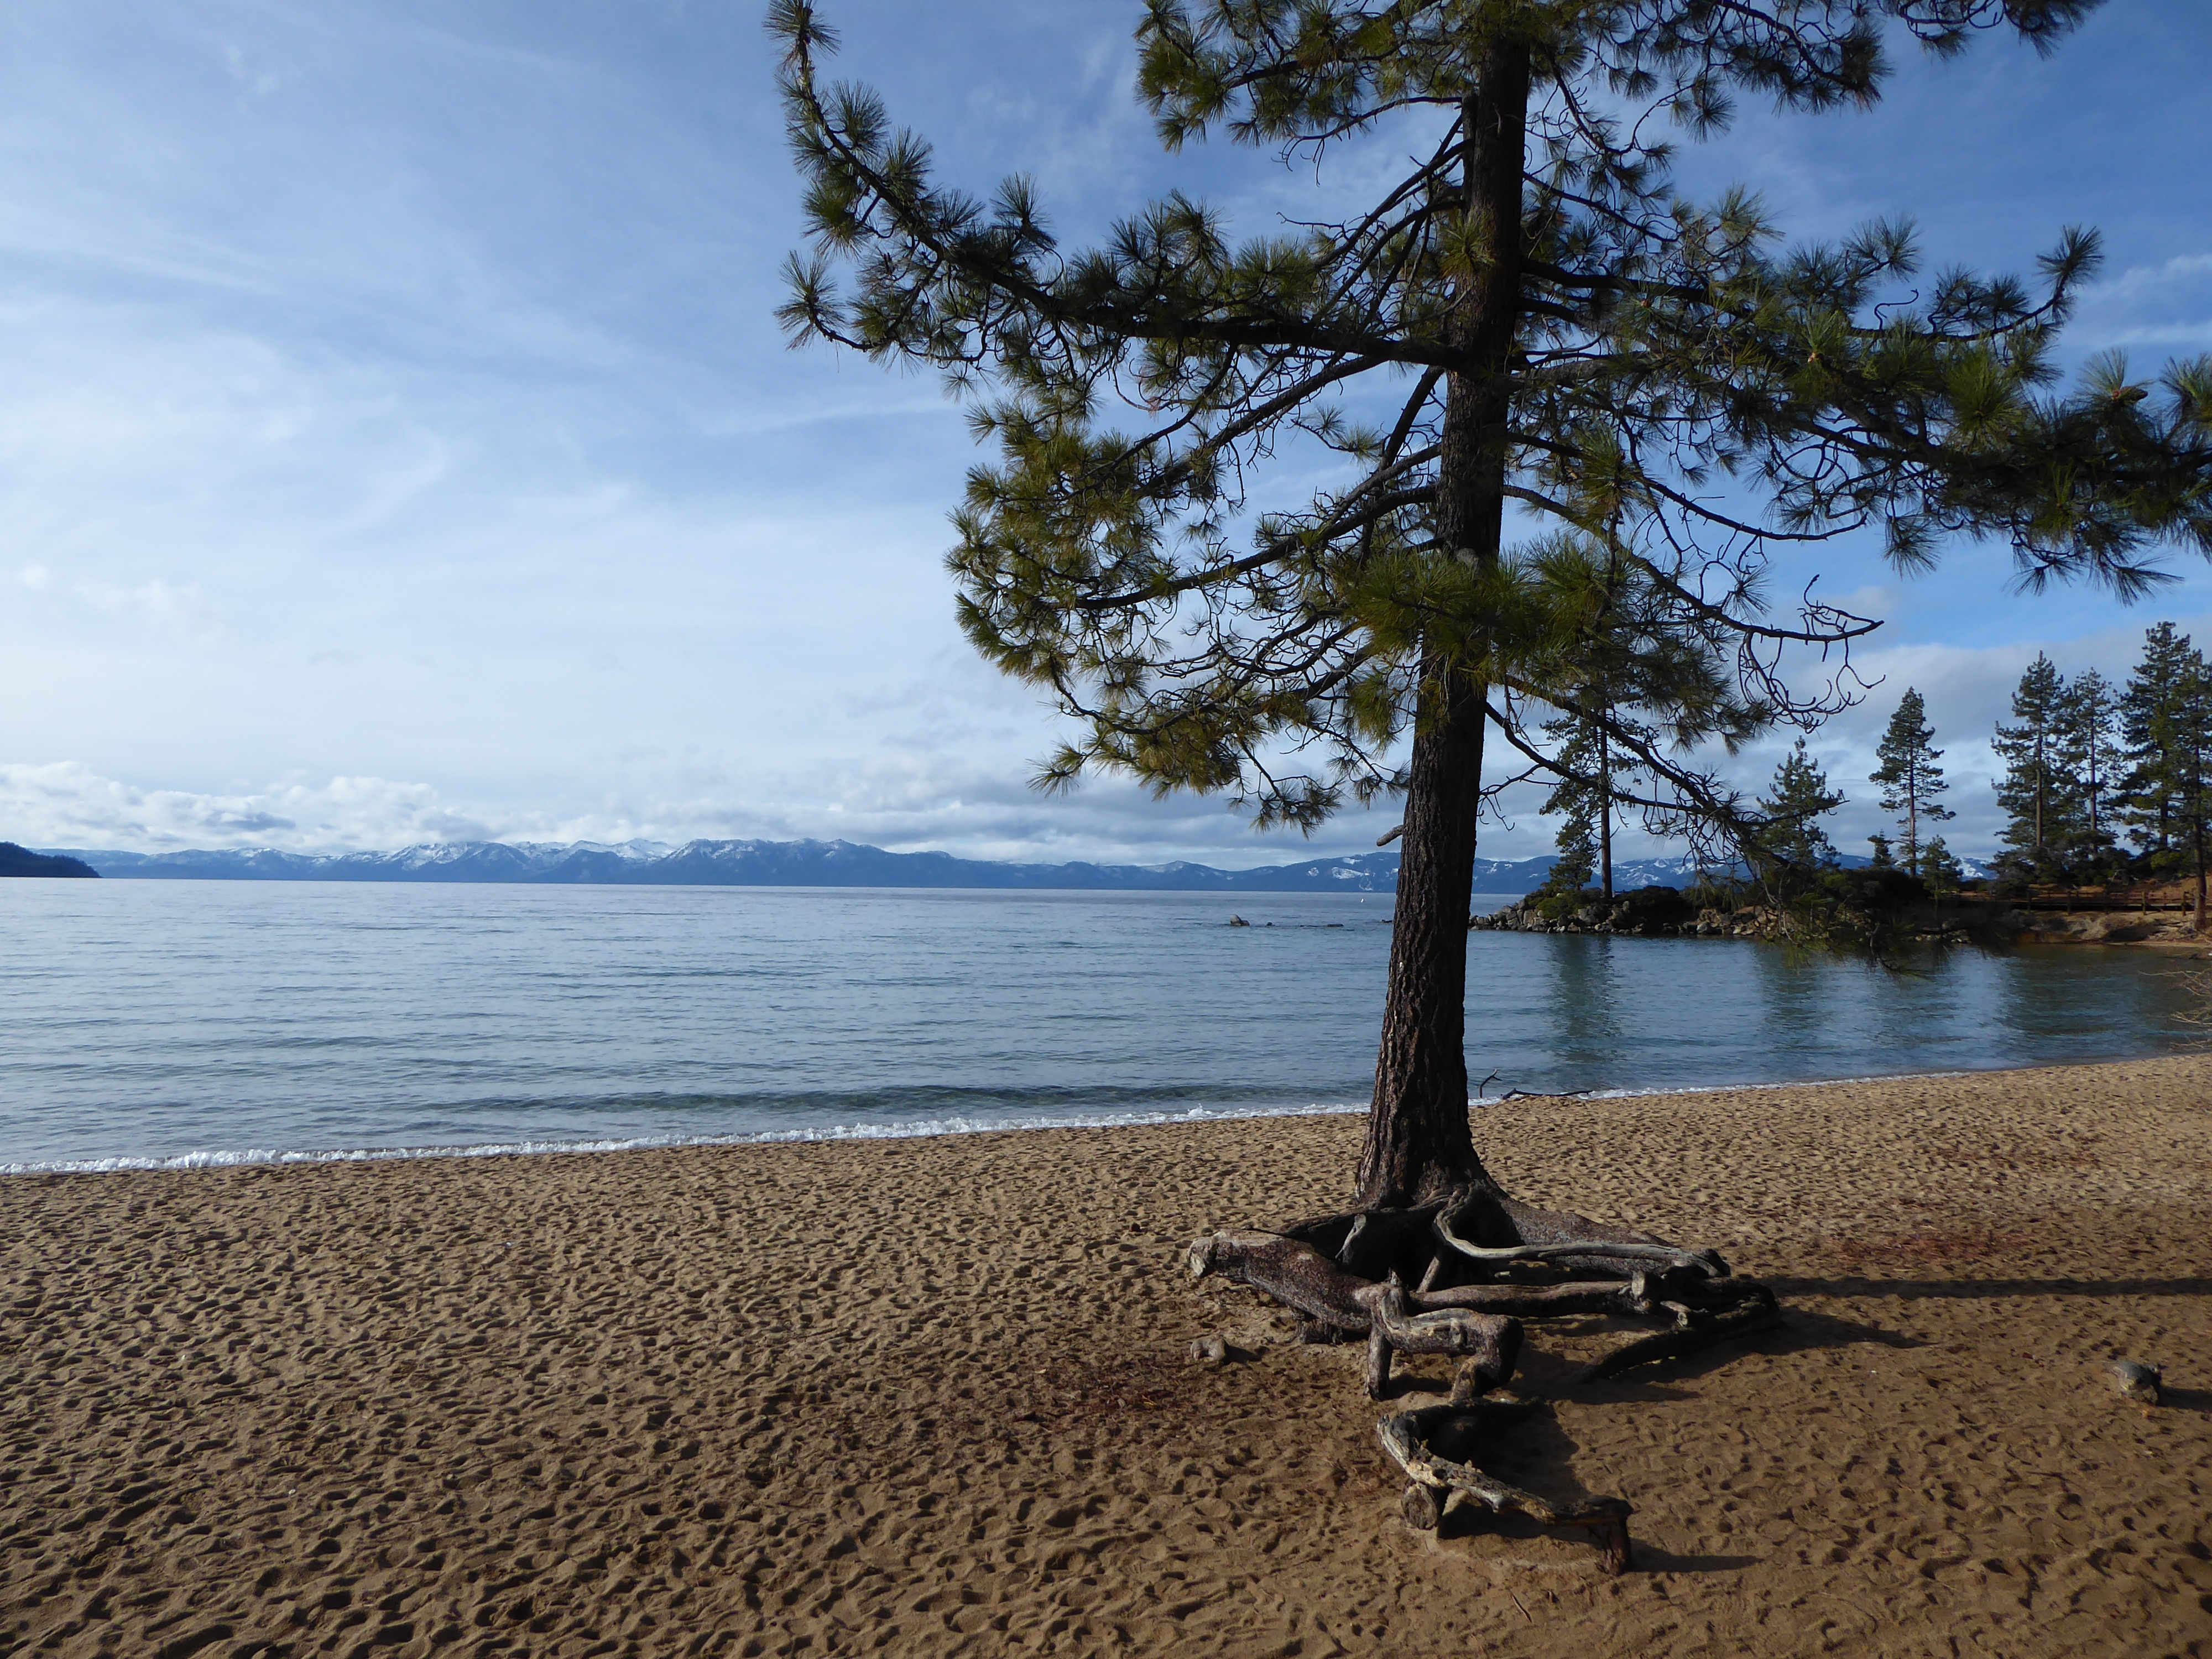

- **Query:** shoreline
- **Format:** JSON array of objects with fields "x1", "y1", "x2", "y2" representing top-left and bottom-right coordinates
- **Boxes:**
[{"x1": 11, "y1": 1049, "x2": 2201, "y2": 1179}]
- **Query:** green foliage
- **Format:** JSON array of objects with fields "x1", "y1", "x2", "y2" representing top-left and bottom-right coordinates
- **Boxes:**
[
  {"x1": 1544, "y1": 804, "x2": 1596, "y2": 898},
  {"x1": 1754, "y1": 737, "x2": 1845, "y2": 884},
  {"x1": 1870, "y1": 688, "x2": 1954, "y2": 877},
  {"x1": 1991, "y1": 653, "x2": 2074, "y2": 868},
  {"x1": 2059, "y1": 667, "x2": 2121, "y2": 872},
  {"x1": 773, "y1": 0, "x2": 2207, "y2": 847},
  {"x1": 1991, "y1": 654, "x2": 2122, "y2": 881},
  {"x1": 2116, "y1": 623, "x2": 2209, "y2": 865},
  {"x1": 1922, "y1": 835, "x2": 1964, "y2": 896},
  {"x1": 1538, "y1": 685, "x2": 1651, "y2": 896}
]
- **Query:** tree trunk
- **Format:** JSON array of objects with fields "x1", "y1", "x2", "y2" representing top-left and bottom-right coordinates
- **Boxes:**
[
  {"x1": 1906, "y1": 775, "x2": 1920, "y2": 880},
  {"x1": 2195, "y1": 805, "x2": 2206, "y2": 936},
  {"x1": 1599, "y1": 726, "x2": 1614, "y2": 901},
  {"x1": 1357, "y1": 38, "x2": 1530, "y2": 1211},
  {"x1": 2033, "y1": 745, "x2": 2044, "y2": 857}
]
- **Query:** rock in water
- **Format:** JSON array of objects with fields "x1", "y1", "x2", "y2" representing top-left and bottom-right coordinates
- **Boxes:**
[{"x1": 2110, "y1": 1360, "x2": 2163, "y2": 1406}]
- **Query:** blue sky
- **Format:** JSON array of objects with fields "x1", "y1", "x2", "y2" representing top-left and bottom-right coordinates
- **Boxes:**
[{"x1": 1, "y1": 1, "x2": 2207, "y2": 863}]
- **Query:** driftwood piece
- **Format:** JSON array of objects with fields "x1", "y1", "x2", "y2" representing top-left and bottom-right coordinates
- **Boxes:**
[
  {"x1": 1378, "y1": 1402, "x2": 1634, "y2": 1576},
  {"x1": 1188, "y1": 1231, "x2": 1521, "y2": 1397}
]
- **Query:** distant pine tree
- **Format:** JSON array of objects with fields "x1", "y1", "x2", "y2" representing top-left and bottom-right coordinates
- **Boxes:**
[
  {"x1": 1922, "y1": 836, "x2": 1964, "y2": 898},
  {"x1": 2117, "y1": 623, "x2": 2200, "y2": 862},
  {"x1": 1756, "y1": 738, "x2": 1845, "y2": 880},
  {"x1": 1867, "y1": 832, "x2": 1897, "y2": 870},
  {"x1": 1871, "y1": 690, "x2": 1954, "y2": 880},
  {"x1": 2176, "y1": 661, "x2": 2212, "y2": 933},
  {"x1": 1547, "y1": 803, "x2": 1597, "y2": 898},
  {"x1": 2111, "y1": 628, "x2": 2212, "y2": 929},
  {"x1": 1992, "y1": 654, "x2": 2073, "y2": 873},
  {"x1": 1548, "y1": 708, "x2": 1655, "y2": 902},
  {"x1": 2058, "y1": 667, "x2": 2122, "y2": 876}
]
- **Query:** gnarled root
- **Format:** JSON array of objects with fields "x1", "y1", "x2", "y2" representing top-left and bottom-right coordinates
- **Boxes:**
[
  {"x1": 1187, "y1": 1180, "x2": 1780, "y2": 1571},
  {"x1": 1379, "y1": 1401, "x2": 1634, "y2": 1576},
  {"x1": 1187, "y1": 1230, "x2": 1521, "y2": 1399}
]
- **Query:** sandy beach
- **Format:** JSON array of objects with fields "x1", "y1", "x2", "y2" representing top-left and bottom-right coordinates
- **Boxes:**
[{"x1": 6, "y1": 1056, "x2": 2211, "y2": 1657}]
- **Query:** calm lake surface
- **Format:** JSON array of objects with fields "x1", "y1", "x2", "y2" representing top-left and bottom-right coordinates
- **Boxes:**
[{"x1": 1, "y1": 880, "x2": 2199, "y2": 1170}]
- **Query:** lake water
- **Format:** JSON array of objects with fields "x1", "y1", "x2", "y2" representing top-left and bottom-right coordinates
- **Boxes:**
[{"x1": 1, "y1": 880, "x2": 2200, "y2": 1171}]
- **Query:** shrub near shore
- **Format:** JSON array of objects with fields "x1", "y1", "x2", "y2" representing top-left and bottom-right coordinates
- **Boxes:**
[{"x1": 1474, "y1": 868, "x2": 2023, "y2": 950}]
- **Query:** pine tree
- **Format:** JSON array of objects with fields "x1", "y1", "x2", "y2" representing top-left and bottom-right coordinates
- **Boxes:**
[
  {"x1": 2184, "y1": 660, "x2": 2212, "y2": 932},
  {"x1": 1991, "y1": 654, "x2": 2073, "y2": 874},
  {"x1": 1543, "y1": 771, "x2": 1597, "y2": 897},
  {"x1": 1540, "y1": 697, "x2": 1651, "y2": 900},
  {"x1": 2138, "y1": 648, "x2": 2212, "y2": 930},
  {"x1": 1870, "y1": 689, "x2": 1954, "y2": 879},
  {"x1": 1922, "y1": 836, "x2": 1964, "y2": 897},
  {"x1": 2117, "y1": 623, "x2": 2199, "y2": 861},
  {"x1": 1538, "y1": 714, "x2": 1601, "y2": 898},
  {"x1": 1756, "y1": 738, "x2": 1845, "y2": 877},
  {"x1": 776, "y1": 0, "x2": 2211, "y2": 1224},
  {"x1": 1868, "y1": 832, "x2": 1896, "y2": 870},
  {"x1": 2058, "y1": 667, "x2": 2121, "y2": 875}
]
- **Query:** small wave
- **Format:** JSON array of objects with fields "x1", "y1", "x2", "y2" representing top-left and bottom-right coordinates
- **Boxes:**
[
  {"x1": 0, "y1": 1066, "x2": 1997, "y2": 1176},
  {"x1": 0, "y1": 1098, "x2": 1374, "y2": 1175}
]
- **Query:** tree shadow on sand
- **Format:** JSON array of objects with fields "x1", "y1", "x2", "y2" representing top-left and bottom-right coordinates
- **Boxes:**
[{"x1": 1766, "y1": 1275, "x2": 2212, "y2": 1302}]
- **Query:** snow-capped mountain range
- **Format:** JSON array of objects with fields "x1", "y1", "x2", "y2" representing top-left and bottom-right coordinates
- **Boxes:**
[{"x1": 34, "y1": 838, "x2": 1989, "y2": 894}]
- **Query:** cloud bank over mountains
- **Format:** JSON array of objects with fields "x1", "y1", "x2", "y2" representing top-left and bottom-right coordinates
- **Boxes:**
[{"x1": 11, "y1": 597, "x2": 2211, "y2": 867}]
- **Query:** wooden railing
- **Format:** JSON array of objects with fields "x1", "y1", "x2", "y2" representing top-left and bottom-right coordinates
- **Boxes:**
[{"x1": 2005, "y1": 884, "x2": 2198, "y2": 912}]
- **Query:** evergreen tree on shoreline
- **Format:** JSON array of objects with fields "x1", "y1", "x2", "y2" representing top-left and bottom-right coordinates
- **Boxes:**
[
  {"x1": 1992, "y1": 654, "x2": 2071, "y2": 872},
  {"x1": 2118, "y1": 623, "x2": 2198, "y2": 860},
  {"x1": 2115, "y1": 624, "x2": 2212, "y2": 927},
  {"x1": 1756, "y1": 738, "x2": 1845, "y2": 880},
  {"x1": 2059, "y1": 667, "x2": 2120, "y2": 875},
  {"x1": 1871, "y1": 689, "x2": 1953, "y2": 879},
  {"x1": 1539, "y1": 698, "x2": 1652, "y2": 901}
]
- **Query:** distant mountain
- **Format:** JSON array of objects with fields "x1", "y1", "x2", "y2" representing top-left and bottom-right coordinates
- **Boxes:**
[
  {"x1": 49, "y1": 837, "x2": 1410, "y2": 893},
  {"x1": 36, "y1": 838, "x2": 1989, "y2": 894},
  {"x1": 0, "y1": 842, "x2": 98, "y2": 878}
]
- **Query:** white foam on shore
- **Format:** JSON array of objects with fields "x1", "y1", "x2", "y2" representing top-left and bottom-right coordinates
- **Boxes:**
[{"x1": 0, "y1": 1069, "x2": 1990, "y2": 1176}]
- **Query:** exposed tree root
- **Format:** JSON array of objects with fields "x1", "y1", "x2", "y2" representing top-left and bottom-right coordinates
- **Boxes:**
[
  {"x1": 1379, "y1": 1400, "x2": 1635, "y2": 1575},
  {"x1": 1187, "y1": 1180, "x2": 1779, "y2": 1575},
  {"x1": 1185, "y1": 1230, "x2": 1522, "y2": 1399}
]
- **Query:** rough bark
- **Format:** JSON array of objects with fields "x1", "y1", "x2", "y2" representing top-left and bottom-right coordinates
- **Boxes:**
[
  {"x1": 1358, "y1": 38, "x2": 1533, "y2": 1211},
  {"x1": 1599, "y1": 727, "x2": 1614, "y2": 900}
]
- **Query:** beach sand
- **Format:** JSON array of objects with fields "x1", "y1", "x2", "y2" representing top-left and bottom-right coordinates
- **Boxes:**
[{"x1": 6, "y1": 1056, "x2": 2211, "y2": 1657}]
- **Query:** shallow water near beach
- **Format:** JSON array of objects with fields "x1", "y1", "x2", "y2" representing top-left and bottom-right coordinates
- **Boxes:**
[{"x1": 0, "y1": 879, "x2": 2199, "y2": 1169}]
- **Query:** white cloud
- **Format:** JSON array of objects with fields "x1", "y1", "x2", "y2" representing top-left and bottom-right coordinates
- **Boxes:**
[
  {"x1": 72, "y1": 577, "x2": 220, "y2": 638},
  {"x1": 0, "y1": 761, "x2": 488, "y2": 852}
]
